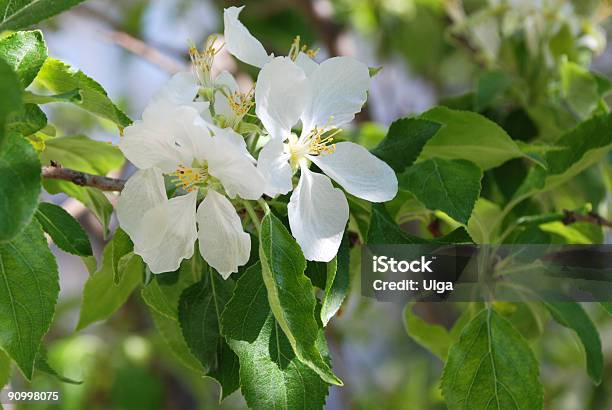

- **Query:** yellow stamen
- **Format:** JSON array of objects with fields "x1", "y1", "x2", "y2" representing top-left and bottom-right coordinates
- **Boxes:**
[
  {"x1": 307, "y1": 126, "x2": 340, "y2": 156},
  {"x1": 227, "y1": 86, "x2": 255, "y2": 117},
  {"x1": 169, "y1": 165, "x2": 208, "y2": 192},
  {"x1": 190, "y1": 35, "x2": 224, "y2": 86},
  {"x1": 289, "y1": 35, "x2": 318, "y2": 61}
]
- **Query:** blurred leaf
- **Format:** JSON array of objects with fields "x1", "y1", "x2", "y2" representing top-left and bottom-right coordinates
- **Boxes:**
[
  {"x1": 467, "y1": 198, "x2": 501, "y2": 243},
  {"x1": 560, "y1": 59, "x2": 599, "y2": 119},
  {"x1": 0, "y1": 30, "x2": 47, "y2": 87},
  {"x1": 474, "y1": 70, "x2": 511, "y2": 111},
  {"x1": 35, "y1": 202, "x2": 92, "y2": 256},
  {"x1": 36, "y1": 58, "x2": 131, "y2": 128},
  {"x1": 41, "y1": 134, "x2": 124, "y2": 174},
  {"x1": 367, "y1": 204, "x2": 428, "y2": 244},
  {"x1": 539, "y1": 221, "x2": 603, "y2": 244},
  {"x1": 403, "y1": 303, "x2": 452, "y2": 360},
  {"x1": 142, "y1": 261, "x2": 199, "y2": 318},
  {"x1": 0, "y1": 350, "x2": 9, "y2": 388},
  {"x1": 0, "y1": 58, "x2": 22, "y2": 146},
  {"x1": 321, "y1": 234, "x2": 350, "y2": 326},
  {"x1": 223, "y1": 263, "x2": 329, "y2": 409},
  {"x1": 441, "y1": 309, "x2": 543, "y2": 409},
  {"x1": 399, "y1": 158, "x2": 482, "y2": 224},
  {"x1": 35, "y1": 347, "x2": 82, "y2": 384},
  {"x1": 419, "y1": 107, "x2": 524, "y2": 170},
  {"x1": 259, "y1": 213, "x2": 341, "y2": 385},
  {"x1": 178, "y1": 268, "x2": 239, "y2": 399},
  {"x1": 43, "y1": 181, "x2": 113, "y2": 237},
  {"x1": 6, "y1": 104, "x2": 46, "y2": 135},
  {"x1": 0, "y1": 0, "x2": 87, "y2": 31},
  {"x1": 371, "y1": 117, "x2": 442, "y2": 173},
  {"x1": 0, "y1": 132, "x2": 40, "y2": 242},
  {"x1": 76, "y1": 230, "x2": 142, "y2": 330},
  {"x1": 543, "y1": 301, "x2": 603, "y2": 384},
  {"x1": 0, "y1": 219, "x2": 58, "y2": 380}
]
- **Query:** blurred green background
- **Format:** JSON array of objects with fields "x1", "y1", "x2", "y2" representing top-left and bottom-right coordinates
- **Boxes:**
[{"x1": 9, "y1": 0, "x2": 612, "y2": 409}]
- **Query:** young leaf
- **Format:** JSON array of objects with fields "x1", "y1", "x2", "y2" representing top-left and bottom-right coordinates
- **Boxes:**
[
  {"x1": 36, "y1": 58, "x2": 131, "y2": 128},
  {"x1": 35, "y1": 347, "x2": 82, "y2": 385},
  {"x1": 371, "y1": 117, "x2": 442, "y2": 173},
  {"x1": 223, "y1": 263, "x2": 329, "y2": 410},
  {"x1": 403, "y1": 303, "x2": 453, "y2": 360},
  {"x1": 41, "y1": 134, "x2": 125, "y2": 175},
  {"x1": 0, "y1": 132, "x2": 41, "y2": 242},
  {"x1": 543, "y1": 301, "x2": 603, "y2": 384},
  {"x1": 367, "y1": 204, "x2": 428, "y2": 244},
  {"x1": 259, "y1": 213, "x2": 342, "y2": 386},
  {"x1": 400, "y1": 158, "x2": 482, "y2": 224},
  {"x1": 441, "y1": 309, "x2": 543, "y2": 410},
  {"x1": 0, "y1": 0, "x2": 87, "y2": 31},
  {"x1": 0, "y1": 30, "x2": 47, "y2": 87},
  {"x1": 35, "y1": 202, "x2": 92, "y2": 256},
  {"x1": 419, "y1": 106, "x2": 524, "y2": 170},
  {"x1": 321, "y1": 234, "x2": 350, "y2": 326},
  {"x1": 0, "y1": 220, "x2": 59, "y2": 380},
  {"x1": 76, "y1": 230, "x2": 142, "y2": 330},
  {"x1": 178, "y1": 268, "x2": 239, "y2": 399}
]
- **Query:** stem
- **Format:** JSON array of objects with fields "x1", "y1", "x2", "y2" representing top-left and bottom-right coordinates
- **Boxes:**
[
  {"x1": 242, "y1": 200, "x2": 261, "y2": 234},
  {"x1": 42, "y1": 165, "x2": 125, "y2": 191},
  {"x1": 257, "y1": 199, "x2": 271, "y2": 214}
]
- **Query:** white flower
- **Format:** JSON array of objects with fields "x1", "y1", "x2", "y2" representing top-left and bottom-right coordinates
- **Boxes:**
[
  {"x1": 118, "y1": 98, "x2": 265, "y2": 277},
  {"x1": 255, "y1": 57, "x2": 398, "y2": 261},
  {"x1": 223, "y1": 6, "x2": 273, "y2": 68}
]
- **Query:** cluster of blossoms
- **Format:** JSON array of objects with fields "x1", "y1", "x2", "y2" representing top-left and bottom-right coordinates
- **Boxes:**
[{"x1": 117, "y1": 6, "x2": 398, "y2": 278}]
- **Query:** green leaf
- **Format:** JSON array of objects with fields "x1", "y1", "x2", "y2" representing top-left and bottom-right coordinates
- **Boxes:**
[
  {"x1": 560, "y1": 59, "x2": 599, "y2": 119},
  {"x1": 178, "y1": 268, "x2": 239, "y2": 399},
  {"x1": 543, "y1": 301, "x2": 603, "y2": 384},
  {"x1": 259, "y1": 213, "x2": 342, "y2": 386},
  {"x1": 41, "y1": 134, "x2": 124, "y2": 175},
  {"x1": 0, "y1": 58, "x2": 22, "y2": 146},
  {"x1": 0, "y1": 350, "x2": 10, "y2": 388},
  {"x1": 0, "y1": 220, "x2": 59, "y2": 379},
  {"x1": 514, "y1": 113, "x2": 612, "y2": 200},
  {"x1": 223, "y1": 264, "x2": 329, "y2": 410},
  {"x1": 403, "y1": 303, "x2": 453, "y2": 360},
  {"x1": 43, "y1": 181, "x2": 114, "y2": 237},
  {"x1": 23, "y1": 89, "x2": 82, "y2": 104},
  {"x1": 36, "y1": 58, "x2": 131, "y2": 128},
  {"x1": 35, "y1": 347, "x2": 82, "y2": 384},
  {"x1": 35, "y1": 202, "x2": 92, "y2": 256},
  {"x1": 0, "y1": 30, "x2": 47, "y2": 87},
  {"x1": 0, "y1": 0, "x2": 87, "y2": 32},
  {"x1": 367, "y1": 204, "x2": 428, "y2": 244},
  {"x1": 371, "y1": 117, "x2": 442, "y2": 173},
  {"x1": 321, "y1": 235, "x2": 349, "y2": 326},
  {"x1": 6, "y1": 104, "x2": 47, "y2": 135},
  {"x1": 441, "y1": 309, "x2": 543, "y2": 410},
  {"x1": 600, "y1": 302, "x2": 612, "y2": 315},
  {"x1": 0, "y1": 132, "x2": 41, "y2": 242},
  {"x1": 76, "y1": 230, "x2": 142, "y2": 330},
  {"x1": 399, "y1": 158, "x2": 482, "y2": 224},
  {"x1": 419, "y1": 106, "x2": 524, "y2": 170}
]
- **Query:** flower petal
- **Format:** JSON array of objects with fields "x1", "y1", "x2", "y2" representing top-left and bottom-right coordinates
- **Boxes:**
[
  {"x1": 152, "y1": 71, "x2": 208, "y2": 113},
  {"x1": 309, "y1": 142, "x2": 398, "y2": 202},
  {"x1": 300, "y1": 56, "x2": 370, "y2": 135},
  {"x1": 120, "y1": 104, "x2": 211, "y2": 173},
  {"x1": 255, "y1": 56, "x2": 309, "y2": 140},
  {"x1": 117, "y1": 168, "x2": 168, "y2": 248},
  {"x1": 295, "y1": 52, "x2": 318, "y2": 76},
  {"x1": 288, "y1": 166, "x2": 348, "y2": 262},
  {"x1": 257, "y1": 137, "x2": 293, "y2": 197},
  {"x1": 206, "y1": 128, "x2": 265, "y2": 200},
  {"x1": 197, "y1": 190, "x2": 250, "y2": 278},
  {"x1": 135, "y1": 191, "x2": 198, "y2": 274},
  {"x1": 223, "y1": 6, "x2": 271, "y2": 68}
]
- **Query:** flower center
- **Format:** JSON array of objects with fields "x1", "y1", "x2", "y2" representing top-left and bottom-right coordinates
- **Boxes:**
[
  {"x1": 285, "y1": 127, "x2": 339, "y2": 168},
  {"x1": 288, "y1": 35, "x2": 319, "y2": 61},
  {"x1": 227, "y1": 86, "x2": 255, "y2": 117},
  {"x1": 169, "y1": 165, "x2": 209, "y2": 192}
]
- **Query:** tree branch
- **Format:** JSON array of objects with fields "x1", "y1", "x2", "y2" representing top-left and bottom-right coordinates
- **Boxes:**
[
  {"x1": 42, "y1": 166, "x2": 125, "y2": 191},
  {"x1": 562, "y1": 209, "x2": 612, "y2": 228}
]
